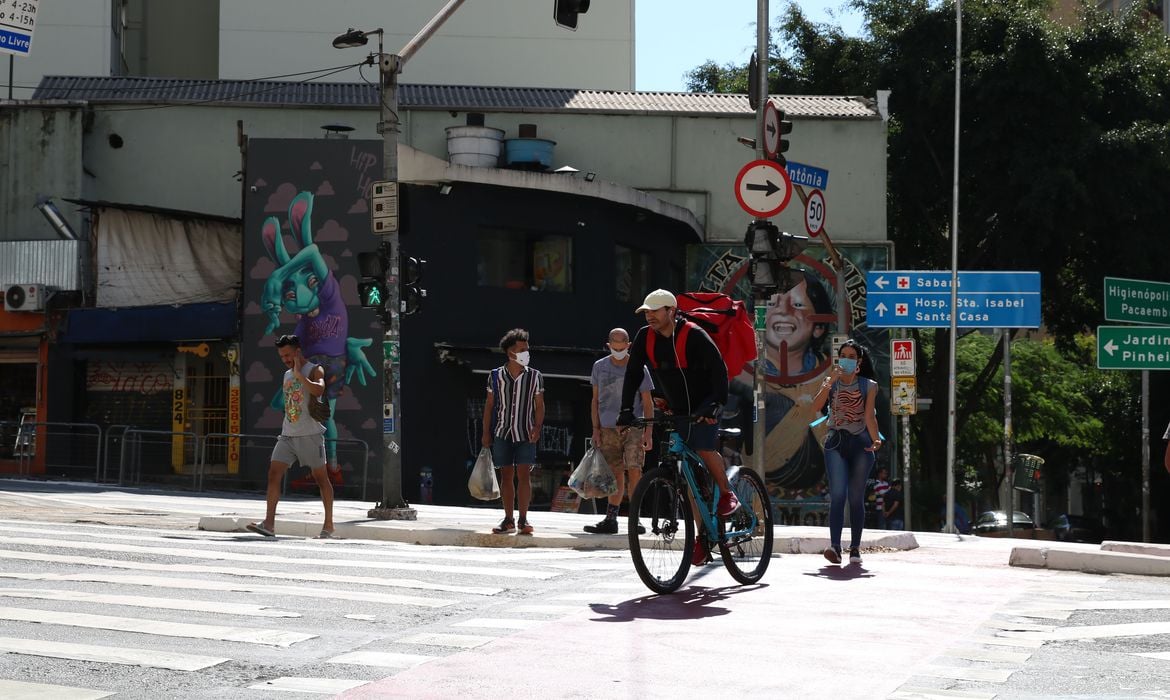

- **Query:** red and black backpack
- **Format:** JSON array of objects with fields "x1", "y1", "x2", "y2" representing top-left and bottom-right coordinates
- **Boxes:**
[{"x1": 644, "y1": 292, "x2": 757, "y2": 381}]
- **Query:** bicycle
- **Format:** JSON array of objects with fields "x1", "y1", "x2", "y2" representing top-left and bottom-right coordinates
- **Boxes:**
[{"x1": 625, "y1": 416, "x2": 774, "y2": 594}]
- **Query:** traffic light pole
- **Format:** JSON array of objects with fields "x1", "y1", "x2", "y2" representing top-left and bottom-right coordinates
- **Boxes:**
[
  {"x1": 751, "y1": 0, "x2": 769, "y2": 478},
  {"x1": 367, "y1": 0, "x2": 468, "y2": 520}
]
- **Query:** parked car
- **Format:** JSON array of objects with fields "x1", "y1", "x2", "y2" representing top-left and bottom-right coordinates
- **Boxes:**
[
  {"x1": 1051, "y1": 514, "x2": 1105, "y2": 544},
  {"x1": 972, "y1": 510, "x2": 1035, "y2": 535}
]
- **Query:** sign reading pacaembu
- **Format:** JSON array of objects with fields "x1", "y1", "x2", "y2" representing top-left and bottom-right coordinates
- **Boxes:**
[
  {"x1": 1104, "y1": 277, "x2": 1170, "y2": 325},
  {"x1": 1097, "y1": 326, "x2": 1170, "y2": 370}
]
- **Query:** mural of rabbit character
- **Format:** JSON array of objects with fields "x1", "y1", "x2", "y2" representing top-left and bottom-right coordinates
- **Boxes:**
[{"x1": 261, "y1": 191, "x2": 376, "y2": 480}]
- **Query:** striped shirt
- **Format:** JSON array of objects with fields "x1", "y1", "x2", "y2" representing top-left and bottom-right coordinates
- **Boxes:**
[
  {"x1": 487, "y1": 365, "x2": 544, "y2": 441},
  {"x1": 829, "y1": 377, "x2": 876, "y2": 435}
]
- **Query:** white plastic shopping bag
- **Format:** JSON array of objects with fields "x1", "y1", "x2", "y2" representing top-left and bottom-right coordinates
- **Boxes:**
[
  {"x1": 468, "y1": 448, "x2": 501, "y2": 500},
  {"x1": 567, "y1": 447, "x2": 618, "y2": 499}
]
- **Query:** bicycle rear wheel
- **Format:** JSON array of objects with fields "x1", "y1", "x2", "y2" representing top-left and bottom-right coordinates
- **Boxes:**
[
  {"x1": 718, "y1": 466, "x2": 774, "y2": 584},
  {"x1": 628, "y1": 465, "x2": 694, "y2": 594}
]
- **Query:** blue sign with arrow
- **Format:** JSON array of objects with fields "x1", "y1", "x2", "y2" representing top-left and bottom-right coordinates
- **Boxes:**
[{"x1": 866, "y1": 271, "x2": 1041, "y2": 329}]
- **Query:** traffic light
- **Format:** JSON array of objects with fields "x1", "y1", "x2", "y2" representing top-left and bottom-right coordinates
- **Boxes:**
[
  {"x1": 357, "y1": 249, "x2": 389, "y2": 310},
  {"x1": 401, "y1": 254, "x2": 426, "y2": 315},
  {"x1": 775, "y1": 108, "x2": 793, "y2": 166},
  {"x1": 554, "y1": 0, "x2": 590, "y2": 30},
  {"x1": 744, "y1": 220, "x2": 808, "y2": 296}
]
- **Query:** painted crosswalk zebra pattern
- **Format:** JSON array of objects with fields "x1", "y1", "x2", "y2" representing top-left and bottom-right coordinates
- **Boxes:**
[{"x1": 0, "y1": 519, "x2": 634, "y2": 698}]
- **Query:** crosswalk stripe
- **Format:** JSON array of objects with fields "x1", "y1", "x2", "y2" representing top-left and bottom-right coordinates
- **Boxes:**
[
  {"x1": 327, "y1": 651, "x2": 435, "y2": 668},
  {"x1": 1006, "y1": 621, "x2": 1170, "y2": 641},
  {"x1": 1134, "y1": 651, "x2": 1170, "y2": 661},
  {"x1": 509, "y1": 604, "x2": 581, "y2": 614},
  {"x1": 983, "y1": 619, "x2": 1055, "y2": 632},
  {"x1": 247, "y1": 677, "x2": 369, "y2": 694},
  {"x1": 0, "y1": 607, "x2": 315, "y2": 647},
  {"x1": 889, "y1": 686, "x2": 997, "y2": 699},
  {"x1": 942, "y1": 646, "x2": 1032, "y2": 663},
  {"x1": 0, "y1": 571, "x2": 458, "y2": 608},
  {"x1": 0, "y1": 535, "x2": 557, "y2": 579},
  {"x1": 977, "y1": 635, "x2": 1045, "y2": 648},
  {"x1": 0, "y1": 587, "x2": 299, "y2": 617},
  {"x1": 0, "y1": 551, "x2": 502, "y2": 596},
  {"x1": 0, "y1": 636, "x2": 229, "y2": 671},
  {"x1": 0, "y1": 679, "x2": 113, "y2": 700},
  {"x1": 915, "y1": 665, "x2": 1016, "y2": 683},
  {"x1": 397, "y1": 632, "x2": 496, "y2": 648},
  {"x1": 451, "y1": 618, "x2": 545, "y2": 630}
]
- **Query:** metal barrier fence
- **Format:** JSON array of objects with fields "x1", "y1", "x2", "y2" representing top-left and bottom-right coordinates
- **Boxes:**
[
  {"x1": 0, "y1": 421, "x2": 103, "y2": 480},
  {"x1": 195, "y1": 433, "x2": 372, "y2": 499},
  {"x1": 101, "y1": 425, "x2": 135, "y2": 483},
  {"x1": 119, "y1": 429, "x2": 199, "y2": 486}
]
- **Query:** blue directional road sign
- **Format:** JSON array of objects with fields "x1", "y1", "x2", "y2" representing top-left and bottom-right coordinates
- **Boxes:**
[{"x1": 866, "y1": 271, "x2": 1041, "y2": 329}]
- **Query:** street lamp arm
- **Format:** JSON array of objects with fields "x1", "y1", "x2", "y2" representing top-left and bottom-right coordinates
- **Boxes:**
[{"x1": 398, "y1": 0, "x2": 468, "y2": 67}]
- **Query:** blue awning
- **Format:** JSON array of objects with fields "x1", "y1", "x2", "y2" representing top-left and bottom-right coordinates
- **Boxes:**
[{"x1": 62, "y1": 303, "x2": 237, "y2": 343}]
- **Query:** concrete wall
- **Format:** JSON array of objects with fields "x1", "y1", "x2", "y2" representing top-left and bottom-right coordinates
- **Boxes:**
[
  {"x1": 218, "y1": 0, "x2": 635, "y2": 90},
  {"x1": 124, "y1": 0, "x2": 220, "y2": 79},
  {"x1": 0, "y1": 105, "x2": 85, "y2": 240},
  {"x1": 7, "y1": 1, "x2": 115, "y2": 100},
  {"x1": 83, "y1": 103, "x2": 886, "y2": 243}
]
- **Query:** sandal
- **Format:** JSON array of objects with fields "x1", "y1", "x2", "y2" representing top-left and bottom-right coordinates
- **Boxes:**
[
  {"x1": 315, "y1": 529, "x2": 338, "y2": 539},
  {"x1": 246, "y1": 522, "x2": 275, "y2": 538}
]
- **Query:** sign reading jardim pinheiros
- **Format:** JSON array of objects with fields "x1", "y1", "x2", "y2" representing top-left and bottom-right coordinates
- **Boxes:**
[
  {"x1": 0, "y1": 0, "x2": 39, "y2": 57},
  {"x1": 1103, "y1": 276, "x2": 1170, "y2": 326}
]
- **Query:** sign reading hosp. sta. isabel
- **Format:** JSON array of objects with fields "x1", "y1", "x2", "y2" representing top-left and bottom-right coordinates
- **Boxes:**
[
  {"x1": 1103, "y1": 277, "x2": 1170, "y2": 326},
  {"x1": 865, "y1": 271, "x2": 1041, "y2": 329}
]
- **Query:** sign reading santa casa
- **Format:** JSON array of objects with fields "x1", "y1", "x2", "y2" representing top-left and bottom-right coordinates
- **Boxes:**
[{"x1": 866, "y1": 271, "x2": 1041, "y2": 329}]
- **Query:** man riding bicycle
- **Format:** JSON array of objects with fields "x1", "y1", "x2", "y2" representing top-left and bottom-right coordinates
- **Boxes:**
[{"x1": 617, "y1": 289, "x2": 740, "y2": 565}]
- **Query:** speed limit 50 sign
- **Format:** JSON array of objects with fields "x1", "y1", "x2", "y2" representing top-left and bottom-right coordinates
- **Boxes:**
[{"x1": 804, "y1": 189, "x2": 826, "y2": 237}]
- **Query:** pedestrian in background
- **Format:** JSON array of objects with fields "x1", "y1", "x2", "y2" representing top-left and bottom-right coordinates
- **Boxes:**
[
  {"x1": 868, "y1": 466, "x2": 890, "y2": 529},
  {"x1": 811, "y1": 339, "x2": 883, "y2": 565},
  {"x1": 584, "y1": 328, "x2": 654, "y2": 535},
  {"x1": 248, "y1": 334, "x2": 335, "y2": 539},
  {"x1": 885, "y1": 479, "x2": 905, "y2": 530},
  {"x1": 482, "y1": 328, "x2": 544, "y2": 535}
]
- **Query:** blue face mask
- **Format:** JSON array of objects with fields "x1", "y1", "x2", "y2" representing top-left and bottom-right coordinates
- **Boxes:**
[{"x1": 837, "y1": 357, "x2": 858, "y2": 374}]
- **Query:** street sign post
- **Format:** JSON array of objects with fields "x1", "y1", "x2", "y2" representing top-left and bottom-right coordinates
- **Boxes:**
[
  {"x1": 0, "y1": 0, "x2": 39, "y2": 57},
  {"x1": 734, "y1": 159, "x2": 792, "y2": 219},
  {"x1": 1096, "y1": 325, "x2": 1170, "y2": 370},
  {"x1": 1103, "y1": 276, "x2": 1170, "y2": 325},
  {"x1": 804, "y1": 189, "x2": 826, "y2": 238},
  {"x1": 866, "y1": 271, "x2": 1041, "y2": 329}
]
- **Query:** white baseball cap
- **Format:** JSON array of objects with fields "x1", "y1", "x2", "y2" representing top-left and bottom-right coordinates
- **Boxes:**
[{"x1": 636, "y1": 289, "x2": 677, "y2": 313}]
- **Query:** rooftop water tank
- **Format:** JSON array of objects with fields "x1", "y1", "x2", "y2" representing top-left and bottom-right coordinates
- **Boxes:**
[
  {"x1": 504, "y1": 123, "x2": 556, "y2": 170},
  {"x1": 446, "y1": 113, "x2": 503, "y2": 167}
]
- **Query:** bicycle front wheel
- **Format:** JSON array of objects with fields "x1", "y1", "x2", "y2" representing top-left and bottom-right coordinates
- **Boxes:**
[
  {"x1": 718, "y1": 466, "x2": 774, "y2": 584},
  {"x1": 628, "y1": 465, "x2": 694, "y2": 594}
]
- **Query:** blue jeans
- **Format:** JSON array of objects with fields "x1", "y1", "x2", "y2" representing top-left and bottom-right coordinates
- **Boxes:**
[{"x1": 824, "y1": 430, "x2": 876, "y2": 550}]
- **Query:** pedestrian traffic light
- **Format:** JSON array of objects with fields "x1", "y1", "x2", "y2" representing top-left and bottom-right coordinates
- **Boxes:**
[
  {"x1": 401, "y1": 254, "x2": 426, "y2": 315},
  {"x1": 553, "y1": 0, "x2": 590, "y2": 30},
  {"x1": 744, "y1": 220, "x2": 808, "y2": 296},
  {"x1": 357, "y1": 249, "x2": 389, "y2": 310},
  {"x1": 774, "y1": 108, "x2": 793, "y2": 166}
]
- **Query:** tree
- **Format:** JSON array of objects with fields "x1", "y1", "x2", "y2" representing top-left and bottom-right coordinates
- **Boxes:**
[{"x1": 687, "y1": 0, "x2": 1170, "y2": 535}]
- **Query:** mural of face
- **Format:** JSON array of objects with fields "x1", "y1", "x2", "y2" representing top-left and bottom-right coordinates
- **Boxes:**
[{"x1": 765, "y1": 279, "x2": 823, "y2": 358}]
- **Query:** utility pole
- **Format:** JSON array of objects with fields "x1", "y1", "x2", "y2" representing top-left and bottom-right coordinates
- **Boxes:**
[{"x1": 751, "y1": 0, "x2": 769, "y2": 476}]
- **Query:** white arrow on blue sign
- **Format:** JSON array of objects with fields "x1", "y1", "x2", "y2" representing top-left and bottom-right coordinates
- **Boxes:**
[{"x1": 866, "y1": 271, "x2": 1041, "y2": 329}]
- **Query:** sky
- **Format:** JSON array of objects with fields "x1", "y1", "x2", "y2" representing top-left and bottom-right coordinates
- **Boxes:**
[{"x1": 635, "y1": 0, "x2": 864, "y2": 92}]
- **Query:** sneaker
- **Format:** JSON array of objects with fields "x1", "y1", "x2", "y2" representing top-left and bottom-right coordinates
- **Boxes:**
[
  {"x1": 849, "y1": 547, "x2": 862, "y2": 564},
  {"x1": 518, "y1": 519, "x2": 534, "y2": 535},
  {"x1": 716, "y1": 490, "x2": 741, "y2": 517},
  {"x1": 692, "y1": 538, "x2": 709, "y2": 566},
  {"x1": 823, "y1": 546, "x2": 842, "y2": 564},
  {"x1": 583, "y1": 518, "x2": 618, "y2": 535},
  {"x1": 635, "y1": 521, "x2": 646, "y2": 535},
  {"x1": 492, "y1": 518, "x2": 516, "y2": 535}
]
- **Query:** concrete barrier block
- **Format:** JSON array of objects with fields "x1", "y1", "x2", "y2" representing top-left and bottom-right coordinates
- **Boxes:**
[{"x1": 1101, "y1": 541, "x2": 1170, "y2": 558}]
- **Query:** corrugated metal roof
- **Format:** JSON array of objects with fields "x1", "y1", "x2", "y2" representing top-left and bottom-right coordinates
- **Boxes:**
[
  {"x1": 0, "y1": 240, "x2": 83, "y2": 291},
  {"x1": 32, "y1": 76, "x2": 879, "y2": 120}
]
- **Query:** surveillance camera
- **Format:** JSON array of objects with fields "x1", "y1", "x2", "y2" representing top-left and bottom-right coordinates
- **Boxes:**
[{"x1": 250, "y1": 185, "x2": 258, "y2": 192}]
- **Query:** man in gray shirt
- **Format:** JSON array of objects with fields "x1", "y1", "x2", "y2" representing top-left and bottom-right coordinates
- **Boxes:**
[{"x1": 584, "y1": 328, "x2": 654, "y2": 534}]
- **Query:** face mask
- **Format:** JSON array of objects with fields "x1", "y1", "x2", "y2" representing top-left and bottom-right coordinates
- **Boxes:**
[
  {"x1": 513, "y1": 350, "x2": 530, "y2": 367},
  {"x1": 609, "y1": 348, "x2": 629, "y2": 360},
  {"x1": 837, "y1": 357, "x2": 858, "y2": 374}
]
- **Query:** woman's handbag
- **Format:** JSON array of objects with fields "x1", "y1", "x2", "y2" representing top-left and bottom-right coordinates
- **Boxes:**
[{"x1": 468, "y1": 448, "x2": 501, "y2": 500}]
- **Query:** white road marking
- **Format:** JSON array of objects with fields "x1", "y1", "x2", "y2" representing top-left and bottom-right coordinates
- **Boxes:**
[
  {"x1": 0, "y1": 534, "x2": 556, "y2": 579},
  {"x1": 943, "y1": 646, "x2": 1032, "y2": 663},
  {"x1": 0, "y1": 636, "x2": 229, "y2": 671},
  {"x1": 1006, "y1": 621, "x2": 1170, "y2": 641},
  {"x1": 345, "y1": 614, "x2": 376, "y2": 621},
  {"x1": 397, "y1": 632, "x2": 496, "y2": 648},
  {"x1": 0, "y1": 571, "x2": 458, "y2": 607},
  {"x1": 551, "y1": 592, "x2": 627, "y2": 602},
  {"x1": 509, "y1": 604, "x2": 582, "y2": 614},
  {"x1": 0, "y1": 607, "x2": 315, "y2": 647},
  {"x1": 0, "y1": 679, "x2": 113, "y2": 700},
  {"x1": 978, "y1": 635, "x2": 1045, "y2": 648},
  {"x1": 588, "y1": 581, "x2": 649, "y2": 590},
  {"x1": 0, "y1": 551, "x2": 501, "y2": 596},
  {"x1": 889, "y1": 686, "x2": 997, "y2": 700},
  {"x1": 982, "y1": 619, "x2": 1055, "y2": 632},
  {"x1": 916, "y1": 665, "x2": 1016, "y2": 683},
  {"x1": 451, "y1": 618, "x2": 545, "y2": 630},
  {"x1": 0, "y1": 588, "x2": 299, "y2": 617},
  {"x1": 247, "y1": 677, "x2": 369, "y2": 694},
  {"x1": 1000, "y1": 608, "x2": 1073, "y2": 620},
  {"x1": 1134, "y1": 651, "x2": 1170, "y2": 661},
  {"x1": 327, "y1": 651, "x2": 434, "y2": 668}
]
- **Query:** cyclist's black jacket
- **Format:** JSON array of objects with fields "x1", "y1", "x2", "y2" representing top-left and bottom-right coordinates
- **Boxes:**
[{"x1": 621, "y1": 318, "x2": 728, "y2": 416}]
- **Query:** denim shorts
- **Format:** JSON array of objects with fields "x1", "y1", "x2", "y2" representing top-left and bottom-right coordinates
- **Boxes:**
[
  {"x1": 674, "y1": 418, "x2": 718, "y2": 452},
  {"x1": 491, "y1": 436, "x2": 537, "y2": 468}
]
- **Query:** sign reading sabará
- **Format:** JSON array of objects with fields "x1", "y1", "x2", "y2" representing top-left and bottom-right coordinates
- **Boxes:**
[
  {"x1": 1103, "y1": 276, "x2": 1170, "y2": 326},
  {"x1": 1097, "y1": 325, "x2": 1170, "y2": 370}
]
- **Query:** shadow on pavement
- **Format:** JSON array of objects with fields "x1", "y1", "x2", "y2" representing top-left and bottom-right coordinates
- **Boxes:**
[
  {"x1": 587, "y1": 583, "x2": 767, "y2": 622},
  {"x1": 803, "y1": 563, "x2": 874, "y2": 581}
]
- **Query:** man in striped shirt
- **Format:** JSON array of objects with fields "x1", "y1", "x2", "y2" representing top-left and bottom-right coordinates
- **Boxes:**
[{"x1": 481, "y1": 328, "x2": 545, "y2": 535}]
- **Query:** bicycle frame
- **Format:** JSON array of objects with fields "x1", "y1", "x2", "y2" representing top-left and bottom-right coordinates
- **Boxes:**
[{"x1": 664, "y1": 430, "x2": 758, "y2": 546}]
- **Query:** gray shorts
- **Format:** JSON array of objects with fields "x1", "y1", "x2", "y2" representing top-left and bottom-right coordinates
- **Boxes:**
[{"x1": 272, "y1": 434, "x2": 327, "y2": 469}]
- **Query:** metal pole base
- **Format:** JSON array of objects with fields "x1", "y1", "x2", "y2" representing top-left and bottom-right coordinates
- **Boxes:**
[{"x1": 367, "y1": 505, "x2": 418, "y2": 520}]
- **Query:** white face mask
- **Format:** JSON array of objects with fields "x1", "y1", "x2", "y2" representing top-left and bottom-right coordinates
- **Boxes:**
[
  {"x1": 513, "y1": 350, "x2": 530, "y2": 367},
  {"x1": 609, "y1": 348, "x2": 629, "y2": 360}
]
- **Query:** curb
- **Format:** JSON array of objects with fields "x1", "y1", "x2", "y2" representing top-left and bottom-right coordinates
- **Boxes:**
[
  {"x1": 1100, "y1": 541, "x2": 1170, "y2": 558},
  {"x1": 1009, "y1": 546, "x2": 1170, "y2": 576}
]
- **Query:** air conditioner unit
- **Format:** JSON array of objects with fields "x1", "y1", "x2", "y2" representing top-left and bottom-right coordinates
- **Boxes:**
[{"x1": 4, "y1": 284, "x2": 44, "y2": 312}]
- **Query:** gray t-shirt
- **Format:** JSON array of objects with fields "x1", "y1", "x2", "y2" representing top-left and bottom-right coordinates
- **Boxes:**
[{"x1": 591, "y1": 356, "x2": 652, "y2": 428}]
